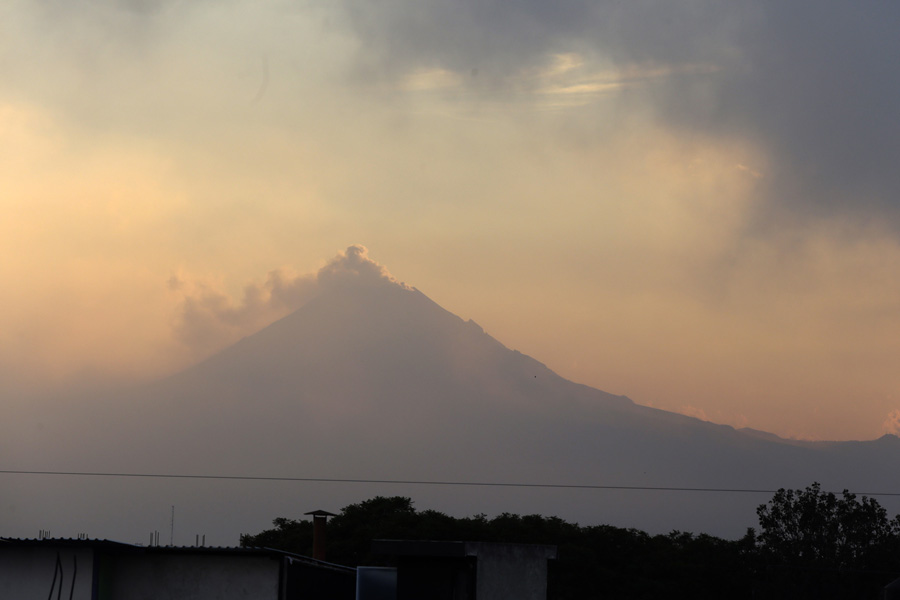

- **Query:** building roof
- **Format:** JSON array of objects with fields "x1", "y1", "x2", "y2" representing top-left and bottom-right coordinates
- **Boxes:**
[
  {"x1": 0, "y1": 537, "x2": 354, "y2": 572},
  {"x1": 0, "y1": 538, "x2": 139, "y2": 551}
]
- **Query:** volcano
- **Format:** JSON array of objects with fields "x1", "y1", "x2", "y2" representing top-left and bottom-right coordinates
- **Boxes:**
[{"x1": 6, "y1": 246, "x2": 900, "y2": 544}]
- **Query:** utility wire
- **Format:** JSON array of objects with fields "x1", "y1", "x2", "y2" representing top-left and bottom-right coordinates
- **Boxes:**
[{"x1": 2, "y1": 470, "x2": 900, "y2": 497}]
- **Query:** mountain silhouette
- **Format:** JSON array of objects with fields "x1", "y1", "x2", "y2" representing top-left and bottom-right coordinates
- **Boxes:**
[{"x1": 6, "y1": 247, "x2": 900, "y2": 544}]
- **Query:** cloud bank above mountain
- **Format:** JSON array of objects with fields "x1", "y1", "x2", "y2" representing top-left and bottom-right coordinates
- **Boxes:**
[
  {"x1": 335, "y1": 0, "x2": 900, "y2": 224},
  {"x1": 12, "y1": 1, "x2": 900, "y2": 223}
]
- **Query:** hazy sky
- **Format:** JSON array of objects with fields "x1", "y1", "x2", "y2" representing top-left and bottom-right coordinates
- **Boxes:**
[{"x1": 3, "y1": 0, "x2": 900, "y2": 441}]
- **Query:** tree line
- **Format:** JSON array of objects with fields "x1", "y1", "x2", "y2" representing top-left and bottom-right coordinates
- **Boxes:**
[{"x1": 241, "y1": 483, "x2": 900, "y2": 599}]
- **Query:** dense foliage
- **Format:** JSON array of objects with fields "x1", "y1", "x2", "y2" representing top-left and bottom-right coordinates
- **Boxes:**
[
  {"x1": 241, "y1": 485, "x2": 900, "y2": 599},
  {"x1": 753, "y1": 483, "x2": 900, "y2": 598}
]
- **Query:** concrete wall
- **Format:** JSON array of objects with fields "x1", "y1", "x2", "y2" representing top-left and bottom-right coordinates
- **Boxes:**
[
  {"x1": 110, "y1": 553, "x2": 281, "y2": 600},
  {"x1": 374, "y1": 540, "x2": 556, "y2": 600},
  {"x1": 395, "y1": 557, "x2": 474, "y2": 600},
  {"x1": 470, "y1": 543, "x2": 556, "y2": 600},
  {"x1": 356, "y1": 566, "x2": 397, "y2": 600},
  {"x1": 0, "y1": 547, "x2": 95, "y2": 600}
]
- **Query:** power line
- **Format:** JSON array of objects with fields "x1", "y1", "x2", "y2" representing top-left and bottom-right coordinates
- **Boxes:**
[{"x1": 2, "y1": 469, "x2": 900, "y2": 498}]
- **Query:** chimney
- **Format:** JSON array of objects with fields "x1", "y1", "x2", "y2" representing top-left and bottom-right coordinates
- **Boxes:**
[{"x1": 304, "y1": 509, "x2": 337, "y2": 561}]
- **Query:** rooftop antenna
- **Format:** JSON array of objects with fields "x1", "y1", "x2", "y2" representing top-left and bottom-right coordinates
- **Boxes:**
[{"x1": 170, "y1": 505, "x2": 175, "y2": 547}]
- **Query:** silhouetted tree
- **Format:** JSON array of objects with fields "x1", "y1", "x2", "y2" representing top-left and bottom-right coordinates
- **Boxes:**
[
  {"x1": 240, "y1": 517, "x2": 313, "y2": 555},
  {"x1": 754, "y1": 482, "x2": 900, "y2": 598}
]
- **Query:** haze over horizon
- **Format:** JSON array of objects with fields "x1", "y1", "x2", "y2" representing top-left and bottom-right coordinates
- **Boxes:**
[
  {"x1": 4, "y1": 1, "x2": 900, "y2": 442},
  {"x1": 6, "y1": 243, "x2": 900, "y2": 546}
]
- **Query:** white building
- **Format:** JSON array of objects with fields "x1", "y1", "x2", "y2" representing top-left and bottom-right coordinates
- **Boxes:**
[{"x1": 0, "y1": 538, "x2": 355, "y2": 600}]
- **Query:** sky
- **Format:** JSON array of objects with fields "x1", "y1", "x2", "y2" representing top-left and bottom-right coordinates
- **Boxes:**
[{"x1": 3, "y1": 0, "x2": 900, "y2": 441}]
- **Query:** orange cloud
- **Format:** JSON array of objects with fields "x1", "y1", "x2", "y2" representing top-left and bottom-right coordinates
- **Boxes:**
[{"x1": 883, "y1": 410, "x2": 900, "y2": 436}]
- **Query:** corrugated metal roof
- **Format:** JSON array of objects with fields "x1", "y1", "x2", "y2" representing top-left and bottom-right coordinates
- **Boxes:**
[
  {"x1": 0, "y1": 538, "x2": 139, "y2": 550},
  {"x1": 0, "y1": 537, "x2": 355, "y2": 572}
]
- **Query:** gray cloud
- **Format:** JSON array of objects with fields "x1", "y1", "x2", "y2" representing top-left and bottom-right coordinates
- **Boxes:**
[
  {"x1": 336, "y1": 0, "x2": 746, "y2": 89},
  {"x1": 335, "y1": 0, "x2": 900, "y2": 224},
  {"x1": 666, "y1": 2, "x2": 900, "y2": 221}
]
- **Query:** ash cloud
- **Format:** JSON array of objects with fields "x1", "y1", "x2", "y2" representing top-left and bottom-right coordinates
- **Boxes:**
[
  {"x1": 172, "y1": 245, "x2": 400, "y2": 355},
  {"x1": 317, "y1": 244, "x2": 404, "y2": 290},
  {"x1": 169, "y1": 270, "x2": 316, "y2": 353}
]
